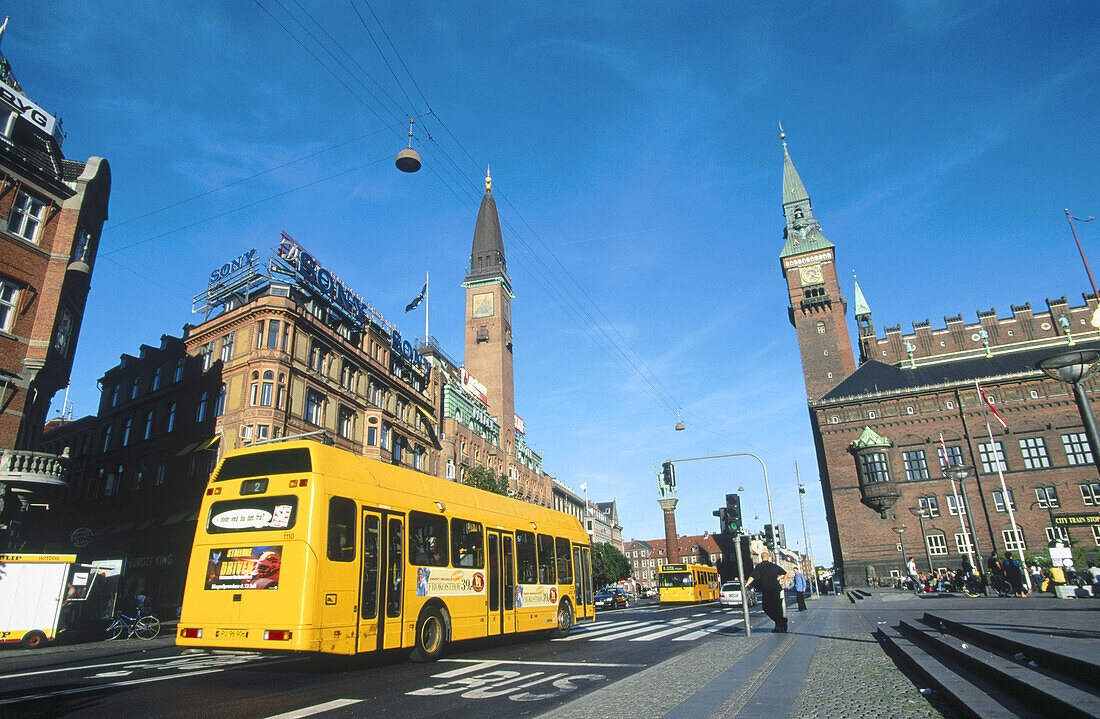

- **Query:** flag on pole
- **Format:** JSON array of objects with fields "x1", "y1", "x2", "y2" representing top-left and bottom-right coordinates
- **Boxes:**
[
  {"x1": 976, "y1": 382, "x2": 1007, "y2": 428},
  {"x1": 405, "y1": 282, "x2": 426, "y2": 312},
  {"x1": 579, "y1": 483, "x2": 587, "y2": 492},
  {"x1": 938, "y1": 432, "x2": 951, "y2": 468}
]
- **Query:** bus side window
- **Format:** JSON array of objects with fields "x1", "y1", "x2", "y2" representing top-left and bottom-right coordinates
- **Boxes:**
[
  {"x1": 451, "y1": 519, "x2": 484, "y2": 568},
  {"x1": 327, "y1": 496, "x2": 356, "y2": 562},
  {"x1": 516, "y1": 530, "x2": 537, "y2": 584},
  {"x1": 536, "y1": 534, "x2": 556, "y2": 585},
  {"x1": 409, "y1": 511, "x2": 449, "y2": 567},
  {"x1": 555, "y1": 537, "x2": 572, "y2": 585}
]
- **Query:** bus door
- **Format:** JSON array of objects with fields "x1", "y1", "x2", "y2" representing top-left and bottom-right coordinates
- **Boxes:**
[
  {"x1": 486, "y1": 530, "x2": 516, "y2": 635},
  {"x1": 357, "y1": 510, "x2": 405, "y2": 652},
  {"x1": 573, "y1": 544, "x2": 594, "y2": 621}
]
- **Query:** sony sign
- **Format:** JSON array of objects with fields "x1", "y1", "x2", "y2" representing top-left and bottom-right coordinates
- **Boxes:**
[
  {"x1": 0, "y1": 79, "x2": 59, "y2": 140},
  {"x1": 209, "y1": 248, "x2": 258, "y2": 285}
]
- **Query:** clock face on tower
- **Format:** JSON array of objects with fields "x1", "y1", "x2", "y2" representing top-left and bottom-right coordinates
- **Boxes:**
[
  {"x1": 799, "y1": 264, "x2": 824, "y2": 285},
  {"x1": 472, "y1": 292, "x2": 495, "y2": 318}
]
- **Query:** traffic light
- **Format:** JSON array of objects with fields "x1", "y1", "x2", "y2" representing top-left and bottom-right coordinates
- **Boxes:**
[
  {"x1": 725, "y1": 494, "x2": 742, "y2": 535},
  {"x1": 661, "y1": 461, "x2": 675, "y2": 488},
  {"x1": 764, "y1": 523, "x2": 776, "y2": 550},
  {"x1": 717, "y1": 508, "x2": 730, "y2": 535}
]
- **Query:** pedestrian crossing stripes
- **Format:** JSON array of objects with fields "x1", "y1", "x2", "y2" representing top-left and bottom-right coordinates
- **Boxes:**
[{"x1": 554, "y1": 614, "x2": 748, "y2": 644}]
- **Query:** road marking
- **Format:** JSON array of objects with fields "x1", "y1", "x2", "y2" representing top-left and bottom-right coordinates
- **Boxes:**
[
  {"x1": 0, "y1": 653, "x2": 256, "y2": 680},
  {"x1": 554, "y1": 620, "x2": 654, "y2": 641},
  {"x1": 590, "y1": 622, "x2": 674, "y2": 641},
  {"x1": 674, "y1": 617, "x2": 744, "y2": 641},
  {"x1": 263, "y1": 699, "x2": 363, "y2": 718},
  {"x1": 438, "y1": 658, "x2": 644, "y2": 669},
  {"x1": 0, "y1": 667, "x2": 227, "y2": 706},
  {"x1": 632, "y1": 618, "x2": 721, "y2": 641}
]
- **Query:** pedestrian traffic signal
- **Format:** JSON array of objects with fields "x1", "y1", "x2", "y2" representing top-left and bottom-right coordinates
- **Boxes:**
[{"x1": 725, "y1": 494, "x2": 742, "y2": 535}]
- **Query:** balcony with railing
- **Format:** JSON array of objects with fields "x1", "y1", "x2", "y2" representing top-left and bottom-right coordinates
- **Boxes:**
[{"x1": 0, "y1": 448, "x2": 68, "y2": 487}]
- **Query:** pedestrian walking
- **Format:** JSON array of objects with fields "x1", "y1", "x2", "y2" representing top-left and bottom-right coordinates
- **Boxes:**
[
  {"x1": 1004, "y1": 554, "x2": 1025, "y2": 597},
  {"x1": 907, "y1": 557, "x2": 920, "y2": 596},
  {"x1": 793, "y1": 569, "x2": 809, "y2": 611},
  {"x1": 745, "y1": 551, "x2": 788, "y2": 632},
  {"x1": 988, "y1": 551, "x2": 1006, "y2": 596}
]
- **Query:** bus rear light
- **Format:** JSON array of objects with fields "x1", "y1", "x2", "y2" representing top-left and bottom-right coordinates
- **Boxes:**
[
  {"x1": 290, "y1": 479, "x2": 308, "y2": 488},
  {"x1": 179, "y1": 628, "x2": 202, "y2": 639},
  {"x1": 205, "y1": 487, "x2": 221, "y2": 495},
  {"x1": 263, "y1": 630, "x2": 292, "y2": 641}
]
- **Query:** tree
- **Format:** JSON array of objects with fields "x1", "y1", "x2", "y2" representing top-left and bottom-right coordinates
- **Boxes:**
[
  {"x1": 592, "y1": 542, "x2": 631, "y2": 589},
  {"x1": 462, "y1": 466, "x2": 508, "y2": 496}
]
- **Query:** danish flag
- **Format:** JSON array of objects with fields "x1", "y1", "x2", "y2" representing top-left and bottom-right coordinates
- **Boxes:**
[{"x1": 976, "y1": 382, "x2": 1007, "y2": 428}]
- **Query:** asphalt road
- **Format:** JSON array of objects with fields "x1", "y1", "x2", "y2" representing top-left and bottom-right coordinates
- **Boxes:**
[{"x1": 0, "y1": 596, "x2": 778, "y2": 719}]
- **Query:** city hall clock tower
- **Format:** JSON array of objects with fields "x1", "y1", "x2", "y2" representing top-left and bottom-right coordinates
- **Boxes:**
[
  {"x1": 779, "y1": 131, "x2": 856, "y2": 401},
  {"x1": 463, "y1": 170, "x2": 516, "y2": 455}
]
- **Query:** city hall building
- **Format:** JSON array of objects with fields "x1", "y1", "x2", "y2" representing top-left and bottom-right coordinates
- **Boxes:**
[{"x1": 780, "y1": 133, "x2": 1100, "y2": 584}]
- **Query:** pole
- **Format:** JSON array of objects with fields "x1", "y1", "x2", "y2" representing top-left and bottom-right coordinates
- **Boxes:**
[
  {"x1": 424, "y1": 270, "x2": 429, "y2": 342},
  {"x1": 1066, "y1": 209, "x2": 1098, "y2": 300},
  {"x1": 977, "y1": 381, "x2": 1031, "y2": 592},
  {"x1": 949, "y1": 478, "x2": 975, "y2": 571},
  {"x1": 1071, "y1": 381, "x2": 1100, "y2": 477},
  {"x1": 896, "y1": 529, "x2": 907, "y2": 578},
  {"x1": 915, "y1": 511, "x2": 933, "y2": 574},
  {"x1": 795, "y1": 461, "x2": 817, "y2": 597},
  {"x1": 734, "y1": 535, "x2": 751, "y2": 636},
  {"x1": 669, "y1": 452, "x2": 775, "y2": 552}
]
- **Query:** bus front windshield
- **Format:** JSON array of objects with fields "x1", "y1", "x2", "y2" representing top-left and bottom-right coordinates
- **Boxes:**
[{"x1": 658, "y1": 571, "x2": 692, "y2": 588}]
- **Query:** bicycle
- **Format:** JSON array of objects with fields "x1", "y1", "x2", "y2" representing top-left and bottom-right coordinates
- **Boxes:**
[{"x1": 106, "y1": 610, "x2": 161, "y2": 640}]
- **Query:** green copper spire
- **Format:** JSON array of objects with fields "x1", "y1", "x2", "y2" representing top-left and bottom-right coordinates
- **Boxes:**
[
  {"x1": 853, "y1": 277, "x2": 871, "y2": 317},
  {"x1": 782, "y1": 126, "x2": 809, "y2": 206},
  {"x1": 778, "y1": 127, "x2": 834, "y2": 259}
]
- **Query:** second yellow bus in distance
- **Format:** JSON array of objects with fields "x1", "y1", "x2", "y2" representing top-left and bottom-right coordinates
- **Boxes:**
[
  {"x1": 177, "y1": 440, "x2": 595, "y2": 661},
  {"x1": 657, "y1": 563, "x2": 720, "y2": 603}
]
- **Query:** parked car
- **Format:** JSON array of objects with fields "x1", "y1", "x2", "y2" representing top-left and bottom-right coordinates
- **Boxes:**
[
  {"x1": 594, "y1": 587, "x2": 629, "y2": 610},
  {"x1": 719, "y1": 581, "x2": 758, "y2": 608}
]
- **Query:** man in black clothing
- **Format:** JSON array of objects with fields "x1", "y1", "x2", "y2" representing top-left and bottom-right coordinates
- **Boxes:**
[{"x1": 745, "y1": 551, "x2": 789, "y2": 632}]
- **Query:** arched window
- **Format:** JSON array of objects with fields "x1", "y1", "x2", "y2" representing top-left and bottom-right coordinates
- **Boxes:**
[{"x1": 122, "y1": 418, "x2": 133, "y2": 446}]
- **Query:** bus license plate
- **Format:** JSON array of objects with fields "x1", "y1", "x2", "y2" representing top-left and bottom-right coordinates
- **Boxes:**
[{"x1": 216, "y1": 629, "x2": 249, "y2": 639}]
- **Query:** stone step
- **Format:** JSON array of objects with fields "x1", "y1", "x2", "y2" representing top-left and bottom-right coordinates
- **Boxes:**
[
  {"x1": 876, "y1": 624, "x2": 1023, "y2": 719},
  {"x1": 900, "y1": 619, "x2": 1100, "y2": 719},
  {"x1": 922, "y1": 611, "x2": 1100, "y2": 689}
]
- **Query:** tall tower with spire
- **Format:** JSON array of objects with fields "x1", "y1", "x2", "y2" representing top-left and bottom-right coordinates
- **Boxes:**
[
  {"x1": 463, "y1": 170, "x2": 517, "y2": 457},
  {"x1": 853, "y1": 277, "x2": 876, "y2": 364},
  {"x1": 778, "y1": 129, "x2": 856, "y2": 400}
]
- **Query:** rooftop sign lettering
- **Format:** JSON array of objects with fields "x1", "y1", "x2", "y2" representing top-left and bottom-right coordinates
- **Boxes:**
[{"x1": 0, "y1": 80, "x2": 60, "y2": 141}]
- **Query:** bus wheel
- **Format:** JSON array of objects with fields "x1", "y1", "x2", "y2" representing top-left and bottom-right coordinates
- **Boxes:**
[
  {"x1": 410, "y1": 607, "x2": 446, "y2": 662},
  {"x1": 21, "y1": 631, "x2": 46, "y2": 649},
  {"x1": 551, "y1": 599, "x2": 574, "y2": 638}
]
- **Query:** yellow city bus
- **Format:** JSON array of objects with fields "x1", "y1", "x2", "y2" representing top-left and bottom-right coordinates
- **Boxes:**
[
  {"x1": 176, "y1": 440, "x2": 594, "y2": 660},
  {"x1": 657, "y1": 563, "x2": 720, "y2": 604}
]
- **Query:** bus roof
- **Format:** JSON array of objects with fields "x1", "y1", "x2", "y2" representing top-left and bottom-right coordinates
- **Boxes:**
[{"x1": 214, "y1": 440, "x2": 587, "y2": 541}]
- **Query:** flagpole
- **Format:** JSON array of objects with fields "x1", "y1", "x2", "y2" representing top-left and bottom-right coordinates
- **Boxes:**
[
  {"x1": 941, "y1": 433, "x2": 975, "y2": 572},
  {"x1": 425, "y1": 270, "x2": 429, "y2": 342},
  {"x1": 975, "y1": 380, "x2": 1031, "y2": 592}
]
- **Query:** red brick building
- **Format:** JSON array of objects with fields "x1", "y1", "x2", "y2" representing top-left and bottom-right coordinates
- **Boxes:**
[
  {"x1": 0, "y1": 40, "x2": 110, "y2": 549},
  {"x1": 782, "y1": 132, "x2": 1100, "y2": 585}
]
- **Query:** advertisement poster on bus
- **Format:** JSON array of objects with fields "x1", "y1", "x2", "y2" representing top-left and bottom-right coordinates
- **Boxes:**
[
  {"x1": 517, "y1": 585, "x2": 558, "y2": 607},
  {"x1": 205, "y1": 546, "x2": 282, "y2": 590},
  {"x1": 415, "y1": 567, "x2": 485, "y2": 597}
]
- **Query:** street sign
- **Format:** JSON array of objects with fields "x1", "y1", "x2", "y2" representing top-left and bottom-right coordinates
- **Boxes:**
[{"x1": 1052, "y1": 511, "x2": 1100, "y2": 527}]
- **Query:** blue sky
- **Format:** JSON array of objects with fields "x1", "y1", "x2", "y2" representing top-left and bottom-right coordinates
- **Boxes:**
[{"x1": 8, "y1": 2, "x2": 1098, "y2": 565}]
